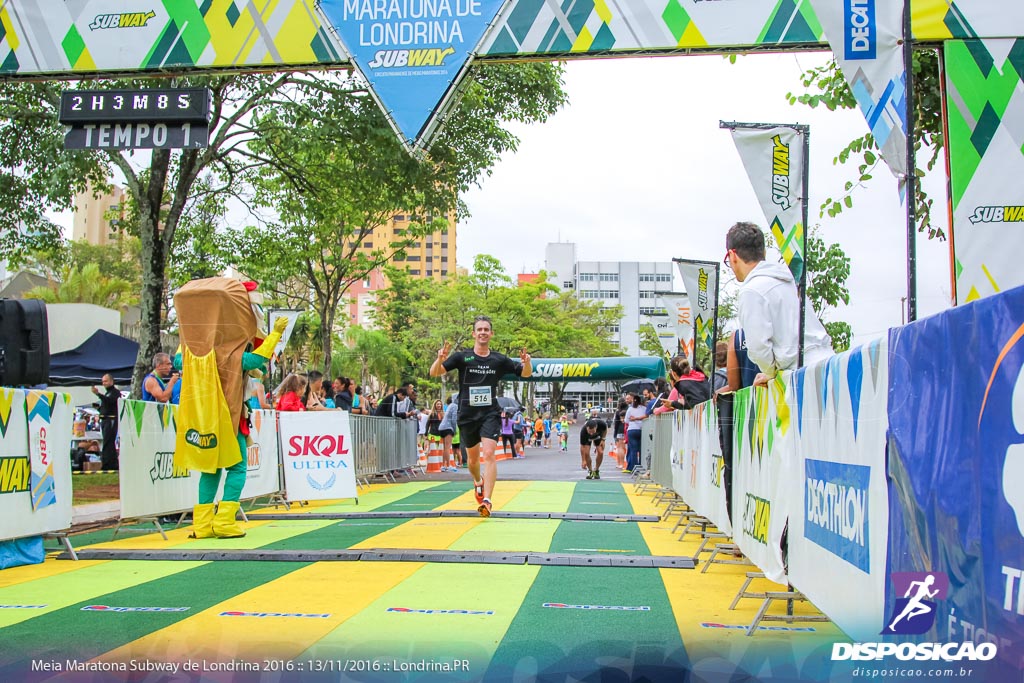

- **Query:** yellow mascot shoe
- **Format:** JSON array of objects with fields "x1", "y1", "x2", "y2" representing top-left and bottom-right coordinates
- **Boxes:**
[
  {"x1": 189, "y1": 503, "x2": 215, "y2": 539},
  {"x1": 212, "y1": 501, "x2": 246, "y2": 539}
]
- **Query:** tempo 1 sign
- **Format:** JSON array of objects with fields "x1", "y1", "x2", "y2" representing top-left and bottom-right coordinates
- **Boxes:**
[
  {"x1": 60, "y1": 87, "x2": 211, "y2": 150},
  {"x1": 64, "y1": 122, "x2": 209, "y2": 150}
]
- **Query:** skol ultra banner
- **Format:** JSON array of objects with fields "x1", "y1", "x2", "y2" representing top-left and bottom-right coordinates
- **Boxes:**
[
  {"x1": 279, "y1": 411, "x2": 357, "y2": 502},
  {"x1": 945, "y1": 38, "x2": 1024, "y2": 304},
  {"x1": 787, "y1": 340, "x2": 889, "y2": 643},
  {"x1": 807, "y1": 0, "x2": 908, "y2": 183},
  {"x1": 731, "y1": 380, "x2": 792, "y2": 584},
  {"x1": 728, "y1": 126, "x2": 806, "y2": 280},
  {"x1": 0, "y1": 388, "x2": 73, "y2": 542},
  {"x1": 318, "y1": 0, "x2": 507, "y2": 152},
  {"x1": 887, "y1": 284, "x2": 1024, "y2": 679},
  {"x1": 674, "y1": 261, "x2": 717, "y2": 361}
]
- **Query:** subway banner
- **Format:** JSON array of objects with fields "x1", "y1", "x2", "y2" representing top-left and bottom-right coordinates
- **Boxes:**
[
  {"x1": 887, "y1": 283, "x2": 1024, "y2": 679},
  {"x1": 675, "y1": 261, "x2": 718, "y2": 362},
  {"x1": 807, "y1": 0, "x2": 907, "y2": 182},
  {"x1": 4, "y1": 1, "x2": 1024, "y2": 80},
  {"x1": 731, "y1": 379, "x2": 792, "y2": 584},
  {"x1": 279, "y1": 411, "x2": 357, "y2": 502},
  {"x1": 786, "y1": 339, "x2": 890, "y2": 643},
  {"x1": 0, "y1": 388, "x2": 73, "y2": 542},
  {"x1": 727, "y1": 125, "x2": 806, "y2": 280},
  {"x1": 118, "y1": 401, "x2": 282, "y2": 518},
  {"x1": 506, "y1": 356, "x2": 666, "y2": 382},
  {"x1": 945, "y1": 38, "x2": 1024, "y2": 305},
  {"x1": 671, "y1": 401, "x2": 731, "y2": 536}
]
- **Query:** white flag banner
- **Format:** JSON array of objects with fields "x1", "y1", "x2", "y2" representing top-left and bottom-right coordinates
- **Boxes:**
[
  {"x1": 807, "y1": 0, "x2": 908, "y2": 181},
  {"x1": 659, "y1": 294, "x2": 694, "y2": 361},
  {"x1": 268, "y1": 310, "x2": 303, "y2": 372},
  {"x1": 640, "y1": 314, "x2": 677, "y2": 356},
  {"x1": 673, "y1": 263, "x2": 717, "y2": 362},
  {"x1": 279, "y1": 411, "x2": 357, "y2": 502},
  {"x1": 728, "y1": 126, "x2": 806, "y2": 280}
]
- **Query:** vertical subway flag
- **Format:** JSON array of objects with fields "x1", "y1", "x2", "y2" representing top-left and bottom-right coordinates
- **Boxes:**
[
  {"x1": 808, "y1": 0, "x2": 908, "y2": 181},
  {"x1": 659, "y1": 294, "x2": 695, "y2": 362},
  {"x1": 318, "y1": 0, "x2": 508, "y2": 153},
  {"x1": 729, "y1": 126, "x2": 806, "y2": 280},
  {"x1": 673, "y1": 264, "x2": 717, "y2": 362},
  {"x1": 25, "y1": 391, "x2": 58, "y2": 510}
]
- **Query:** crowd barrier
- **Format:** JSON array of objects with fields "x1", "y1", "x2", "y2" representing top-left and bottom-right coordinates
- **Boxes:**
[
  {"x1": 0, "y1": 389, "x2": 74, "y2": 544},
  {"x1": 647, "y1": 284, "x2": 1024, "y2": 672}
]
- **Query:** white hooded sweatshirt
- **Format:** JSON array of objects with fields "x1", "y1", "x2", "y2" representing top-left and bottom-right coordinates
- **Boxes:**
[{"x1": 737, "y1": 261, "x2": 833, "y2": 377}]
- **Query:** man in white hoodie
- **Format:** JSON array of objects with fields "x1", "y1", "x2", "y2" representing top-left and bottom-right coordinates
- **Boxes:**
[{"x1": 725, "y1": 222, "x2": 833, "y2": 385}]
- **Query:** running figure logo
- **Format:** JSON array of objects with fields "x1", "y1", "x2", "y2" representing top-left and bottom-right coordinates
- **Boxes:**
[{"x1": 882, "y1": 572, "x2": 948, "y2": 635}]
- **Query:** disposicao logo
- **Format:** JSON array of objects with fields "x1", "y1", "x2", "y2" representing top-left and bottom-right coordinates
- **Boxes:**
[
  {"x1": 89, "y1": 11, "x2": 156, "y2": 30},
  {"x1": 844, "y1": 0, "x2": 876, "y2": 60}
]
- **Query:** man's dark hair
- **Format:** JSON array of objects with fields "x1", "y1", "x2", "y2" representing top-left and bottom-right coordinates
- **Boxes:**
[
  {"x1": 396, "y1": 387, "x2": 408, "y2": 397},
  {"x1": 715, "y1": 341, "x2": 729, "y2": 366},
  {"x1": 726, "y1": 222, "x2": 766, "y2": 263},
  {"x1": 473, "y1": 315, "x2": 492, "y2": 330}
]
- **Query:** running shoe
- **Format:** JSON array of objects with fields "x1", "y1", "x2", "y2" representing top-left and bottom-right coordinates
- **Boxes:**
[
  {"x1": 478, "y1": 499, "x2": 492, "y2": 517},
  {"x1": 585, "y1": 470, "x2": 594, "y2": 480},
  {"x1": 473, "y1": 480, "x2": 485, "y2": 504},
  {"x1": 593, "y1": 470, "x2": 600, "y2": 480}
]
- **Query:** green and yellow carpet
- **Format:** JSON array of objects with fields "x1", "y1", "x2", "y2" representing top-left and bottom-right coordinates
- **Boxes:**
[{"x1": 0, "y1": 481, "x2": 846, "y2": 681}]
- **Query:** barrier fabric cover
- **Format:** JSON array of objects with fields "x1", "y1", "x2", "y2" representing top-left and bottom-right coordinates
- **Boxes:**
[
  {"x1": 887, "y1": 284, "x2": 1024, "y2": 675},
  {"x1": 671, "y1": 401, "x2": 731, "y2": 536},
  {"x1": 787, "y1": 340, "x2": 890, "y2": 642}
]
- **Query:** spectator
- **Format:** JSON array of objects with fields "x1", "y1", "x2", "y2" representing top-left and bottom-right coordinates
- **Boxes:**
[
  {"x1": 245, "y1": 369, "x2": 271, "y2": 410},
  {"x1": 304, "y1": 371, "x2": 329, "y2": 411},
  {"x1": 623, "y1": 393, "x2": 647, "y2": 472},
  {"x1": 511, "y1": 409, "x2": 525, "y2": 458},
  {"x1": 438, "y1": 397, "x2": 458, "y2": 469},
  {"x1": 663, "y1": 355, "x2": 711, "y2": 411},
  {"x1": 418, "y1": 407, "x2": 430, "y2": 451},
  {"x1": 141, "y1": 353, "x2": 179, "y2": 403},
  {"x1": 500, "y1": 410, "x2": 516, "y2": 458},
  {"x1": 712, "y1": 341, "x2": 729, "y2": 394},
  {"x1": 375, "y1": 386, "x2": 410, "y2": 418},
  {"x1": 351, "y1": 384, "x2": 367, "y2": 414},
  {"x1": 333, "y1": 377, "x2": 354, "y2": 411},
  {"x1": 725, "y1": 221, "x2": 832, "y2": 385},
  {"x1": 91, "y1": 373, "x2": 120, "y2": 471},
  {"x1": 275, "y1": 373, "x2": 308, "y2": 411}
]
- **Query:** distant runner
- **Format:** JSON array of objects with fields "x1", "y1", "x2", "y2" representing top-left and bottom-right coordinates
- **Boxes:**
[
  {"x1": 580, "y1": 417, "x2": 608, "y2": 479},
  {"x1": 430, "y1": 315, "x2": 532, "y2": 517}
]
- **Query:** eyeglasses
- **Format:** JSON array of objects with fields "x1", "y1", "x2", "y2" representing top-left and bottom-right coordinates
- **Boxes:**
[{"x1": 723, "y1": 249, "x2": 734, "y2": 266}]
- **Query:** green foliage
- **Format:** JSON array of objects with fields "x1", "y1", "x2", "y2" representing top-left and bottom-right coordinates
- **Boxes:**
[
  {"x1": 637, "y1": 323, "x2": 667, "y2": 359},
  {"x1": 786, "y1": 49, "x2": 945, "y2": 239},
  {"x1": 805, "y1": 227, "x2": 852, "y2": 352},
  {"x1": 22, "y1": 262, "x2": 136, "y2": 310}
]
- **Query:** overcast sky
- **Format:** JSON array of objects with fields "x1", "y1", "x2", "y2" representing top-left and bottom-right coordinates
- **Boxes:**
[{"x1": 459, "y1": 52, "x2": 953, "y2": 347}]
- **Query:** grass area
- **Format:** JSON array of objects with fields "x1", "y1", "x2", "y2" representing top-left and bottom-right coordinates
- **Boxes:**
[{"x1": 71, "y1": 472, "x2": 120, "y2": 505}]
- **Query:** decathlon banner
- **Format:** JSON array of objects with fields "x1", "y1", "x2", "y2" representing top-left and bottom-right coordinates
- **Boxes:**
[
  {"x1": 731, "y1": 380, "x2": 792, "y2": 584},
  {"x1": 727, "y1": 126, "x2": 806, "y2": 280},
  {"x1": 0, "y1": 388, "x2": 73, "y2": 542},
  {"x1": 786, "y1": 340, "x2": 889, "y2": 642},
  {"x1": 279, "y1": 411, "x2": 357, "y2": 502},
  {"x1": 674, "y1": 261, "x2": 717, "y2": 361},
  {"x1": 887, "y1": 284, "x2": 1024, "y2": 678},
  {"x1": 119, "y1": 401, "x2": 283, "y2": 518},
  {"x1": 659, "y1": 293, "x2": 695, "y2": 362},
  {"x1": 640, "y1": 314, "x2": 677, "y2": 356},
  {"x1": 318, "y1": 0, "x2": 507, "y2": 152},
  {"x1": 671, "y1": 401, "x2": 731, "y2": 536},
  {"x1": 945, "y1": 39, "x2": 1024, "y2": 305},
  {"x1": 807, "y1": 0, "x2": 908, "y2": 182}
]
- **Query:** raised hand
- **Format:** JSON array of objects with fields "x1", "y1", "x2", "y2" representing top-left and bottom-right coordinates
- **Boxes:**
[{"x1": 438, "y1": 340, "x2": 451, "y2": 361}]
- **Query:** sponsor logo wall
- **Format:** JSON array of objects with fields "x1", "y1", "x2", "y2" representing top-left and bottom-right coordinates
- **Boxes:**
[
  {"x1": 118, "y1": 401, "x2": 281, "y2": 518},
  {"x1": 786, "y1": 338, "x2": 889, "y2": 642},
  {"x1": 887, "y1": 283, "x2": 1024, "y2": 679},
  {"x1": 0, "y1": 388, "x2": 73, "y2": 541}
]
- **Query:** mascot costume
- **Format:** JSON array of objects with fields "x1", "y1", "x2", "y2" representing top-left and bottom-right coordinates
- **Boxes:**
[{"x1": 172, "y1": 277, "x2": 286, "y2": 538}]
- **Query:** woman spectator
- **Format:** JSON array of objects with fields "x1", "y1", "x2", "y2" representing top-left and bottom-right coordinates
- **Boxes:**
[
  {"x1": 613, "y1": 400, "x2": 627, "y2": 462},
  {"x1": 426, "y1": 400, "x2": 450, "y2": 471},
  {"x1": 304, "y1": 371, "x2": 329, "y2": 411},
  {"x1": 245, "y1": 369, "x2": 271, "y2": 410},
  {"x1": 333, "y1": 377, "x2": 354, "y2": 411},
  {"x1": 662, "y1": 355, "x2": 711, "y2": 411},
  {"x1": 624, "y1": 393, "x2": 648, "y2": 473},
  {"x1": 438, "y1": 398, "x2": 458, "y2": 470},
  {"x1": 499, "y1": 410, "x2": 516, "y2": 458},
  {"x1": 275, "y1": 373, "x2": 308, "y2": 411}
]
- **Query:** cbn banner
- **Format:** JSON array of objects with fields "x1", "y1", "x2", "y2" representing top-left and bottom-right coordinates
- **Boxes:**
[
  {"x1": 807, "y1": 0, "x2": 908, "y2": 182},
  {"x1": 731, "y1": 380, "x2": 792, "y2": 584},
  {"x1": 670, "y1": 400, "x2": 731, "y2": 536},
  {"x1": 728, "y1": 126, "x2": 806, "y2": 280},
  {"x1": 787, "y1": 340, "x2": 889, "y2": 642},
  {"x1": 118, "y1": 401, "x2": 282, "y2": 518},
  {"x1": 887, "y1": 284, "x2": 1024, "y2": 678},
  {"x1": 945, "y1": 38, "x2": 1024, "y2": 304},
  {"x1": 0, "y1": 388, "x2": 73, "y2": 542},
  {"x1": 675, "y1": 261, "x2": 718, "y2": 362},
  {"x1": 640, "y1": 314, "x2": 677, "y2": 357},
  {"x1": 279, "y1": 411, "x2": 357, "y2": 502}
]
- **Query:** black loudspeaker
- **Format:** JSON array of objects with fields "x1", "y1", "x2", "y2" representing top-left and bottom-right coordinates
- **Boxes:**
[{"x1": 0, "y1": 299, "x2": 50, "y2": 387}]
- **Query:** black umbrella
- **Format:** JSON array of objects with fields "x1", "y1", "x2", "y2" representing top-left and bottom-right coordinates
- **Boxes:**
[
  {"x1": 496, "y1": 396, "x2": 523, "y2": 413},
  {"x1": 620, "y1": 378, "x2": 655, "y2": 396}
]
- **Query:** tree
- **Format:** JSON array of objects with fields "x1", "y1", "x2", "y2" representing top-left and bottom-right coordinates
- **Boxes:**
[
  {"x1": 804, "y1": 228, "x2": 853, "y2": 352},
  {"x1": 637, "y1": 323, "x2": 666, "y2": 359},
  {"x1": 786, "y1": 49, "x2": 945, "y2": 239},
  {"x1": 22, "y1": 262, "x2": 136, "y2": 310}
]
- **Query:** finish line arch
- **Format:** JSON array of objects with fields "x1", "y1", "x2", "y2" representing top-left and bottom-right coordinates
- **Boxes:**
[{"x1": 503, "y1": 355, "x2": 666, "y2": 382}]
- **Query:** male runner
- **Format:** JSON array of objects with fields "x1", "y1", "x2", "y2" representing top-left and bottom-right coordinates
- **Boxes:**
[
  {"x1": 430, "y1": 315, "x2": 532, "y2": 517},
  {"x1": 580, "y1": 417, "x2": 608, "y2": 479}
]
